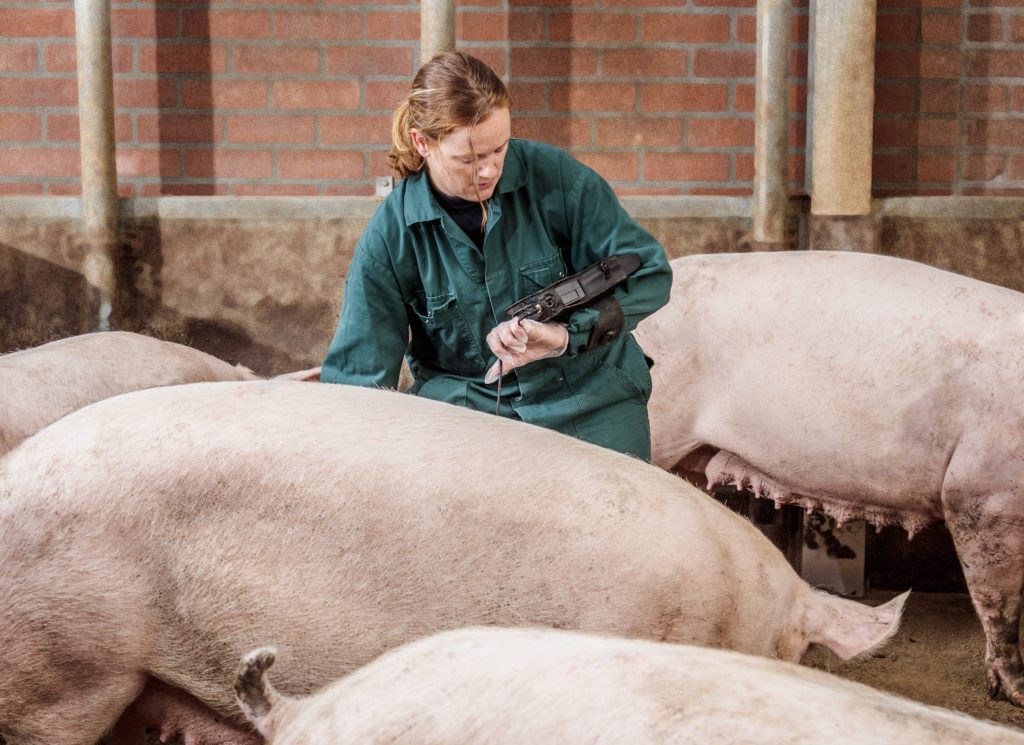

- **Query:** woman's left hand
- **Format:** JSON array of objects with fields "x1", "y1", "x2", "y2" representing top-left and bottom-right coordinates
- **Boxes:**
[{"x1": 484, "y1": 318, "x2": 569, "y2": 384}]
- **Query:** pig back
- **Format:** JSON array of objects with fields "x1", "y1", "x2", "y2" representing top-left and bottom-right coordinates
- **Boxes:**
[
  {"x1": 0, "y1": 331, "x2": 257, "y2": 456},
  {"x1": 0, "y1": 381, "x2": 807, "y2": 715}
]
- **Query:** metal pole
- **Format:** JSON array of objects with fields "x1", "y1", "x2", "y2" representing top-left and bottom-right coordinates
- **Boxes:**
[
  {"x1": 807, "y1": 0, "x2": 878, "y2": 216},
  {"x1": 74, "y1": 0, "x2": 118, "y2": 330},
  {"x1": 420, "y1": 0, "x2": 456, "y2": 66},
  {"x1": 753, "y1": 0, "x2": 792, "y2": 244}
]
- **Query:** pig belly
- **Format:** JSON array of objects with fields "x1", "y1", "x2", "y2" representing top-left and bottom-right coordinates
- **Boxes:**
[
  {"x1": 0, "y1": 381, "x2": 905, "y2": 745},
  {"x1": 637, "y1": 250, "x2": 1024, "y2": 705},
  {"x1": 253, "y1": 627, "x2": 1024, "y2": 745}
]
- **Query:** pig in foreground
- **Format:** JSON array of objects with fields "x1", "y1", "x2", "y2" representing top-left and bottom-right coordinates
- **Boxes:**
[
  {"x1": 236, "y1": 627, "x2": 1024, "y2": 745},
  {"x1": 636, "y1": 250, "x2": 1024, "y2": 705},
  {"x1": 0, "y1": 381, "x2": 906, "y2": 745},
  {"x1": 0, "y1": 330, "x2": 257, "y2": 456}
]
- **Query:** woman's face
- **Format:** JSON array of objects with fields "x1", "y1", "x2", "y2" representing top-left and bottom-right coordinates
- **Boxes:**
[{"x1": 413, "y1": 107, "x2": 511, "y2": 202}]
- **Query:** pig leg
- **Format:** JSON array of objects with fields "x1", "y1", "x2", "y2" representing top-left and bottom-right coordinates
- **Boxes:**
[
  {"x1": 104, "y1": 677, "x2": 262, "y2": 745},
  {"x1": 944, "y1": 491, "x2": 1024, "y2": 705}
]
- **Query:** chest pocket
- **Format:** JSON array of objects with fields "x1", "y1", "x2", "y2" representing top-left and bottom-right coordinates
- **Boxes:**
[
  {"x1": 519, "y1": 253, "x2": 568, "y2": 294},
  {"x1": 408, "y1": 291, "x2": 487, "y2": 375}
]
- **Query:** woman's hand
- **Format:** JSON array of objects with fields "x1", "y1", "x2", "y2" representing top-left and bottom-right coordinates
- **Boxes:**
[{"x1": 484, "y1": 318, "x2": 569, "y2": 384}]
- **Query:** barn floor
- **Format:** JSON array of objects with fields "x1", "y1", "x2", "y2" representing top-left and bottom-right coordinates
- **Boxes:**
[{"x1": 804, "y1": 590, "x2": 1024, "y2": 732}]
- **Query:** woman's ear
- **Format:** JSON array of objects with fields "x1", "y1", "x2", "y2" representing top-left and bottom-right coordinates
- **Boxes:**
[{"x1": 410, "y1": 129, "x2": 431, "y2": 159}]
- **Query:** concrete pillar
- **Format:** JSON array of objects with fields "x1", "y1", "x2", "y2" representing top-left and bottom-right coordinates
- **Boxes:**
[
  {"x1": 753, "y1": 0, "x2": 792, "y2": 244},
  {"x1": 807, "y1": 0, "x2": 877, "y2": 217},
  {"x1": 74, "y1": 0, "x2": 119, "y2": 329},
  {"x1": 421, "y1": 0, "x2": 456, "y2": 66}
]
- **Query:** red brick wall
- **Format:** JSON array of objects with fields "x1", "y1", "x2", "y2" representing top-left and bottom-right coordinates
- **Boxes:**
[{"x1": 0, "y1": 0, "x2": 1020, "y2": 197}]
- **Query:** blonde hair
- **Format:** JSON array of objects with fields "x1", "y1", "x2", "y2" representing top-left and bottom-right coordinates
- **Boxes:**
[{"x1": 389, "y1": 51, "x2": 512, "y2": 181}]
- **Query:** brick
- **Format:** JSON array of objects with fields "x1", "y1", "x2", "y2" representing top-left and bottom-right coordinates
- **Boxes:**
[
  {"x1": 793, "y1": 10, "x2": 809, "y2": 43},
  {"x1": 184, "y1": 10, "x2": 271, "y2": 40},
  {"x1": 965, "y1": 84, "x2": 1009, "y2": 112},
  {"x1": 46, "y1": 113, "x2": 132, "y2": 143},
  {"x1": 790, "y1": 48, "x2": 807, "y2": 78},
  {"x1": 510, "y1": 47, "x2": 598, "y2": 77},
  {"x1": 735, "y1": 152, "x2": 753, "y2": 180},
  {"x1": 47, "y1": 182, "x2": 84, "y2": 196},
  {"x1": 368, "y1": 149, "x2": 392, "y2": 178},
  {"x1": 688, "y1": 117, "x2": 754, "y2": 147},
  {"x1": 919, "y1": 119, "x2": 958, "y2": 146},
  {"x1": 922, "y1": 13, "x2": 962, "y2": 44},
  {"x1": 110, "y1": 8, "x2": 178, "y2": 38},
  {"x1": 615, "y1": 186, "x2": 685, "y2": 196},
  {"x1": 182, "y1": 80, "x2": 268, "y2": 109},
  {"x1": 366, "y1": 11, "x2": 420, "y2": 41},
  {"x1": 962, "y1": 187, "x2": 1024, "y2": 196},
  {"x1": 917, "y1": 154, "x2": 956, "y2": 182},
  {"x1": 507, "y1": 11, "x2": 545, "y2": 41},
  {"x1": 327, "y1": 46, "x2": 414, "y2": 76},
  {"x1": 0, "y1": 44, "x2": 38, "y2": 72},
  {"x1": 641, "y1": 83, "x2": 729, "y2": 113},
  {"x1": 512, "y1": 116, "x2": 592, "y2": 147},
  {"x1": 507, "y1": 81, "x2": 545, "y2": 112},
  {"x1": 184, "y1": 149, "x2": 273, "y2": 178},
  {"x1": 789, "y1": 119, "x2": 806, "y2": 147},
  {"x1": 115, "y1": 79, "x2": 178, "y2": 109},
  {"x1": 962, "y1": 153, "x2": 1006, "y2": 180},
  {"x1": 0, "y1": 148, "x2": 80, "y2": 177},
  {"x1": 1011, "y1": 16, "x2": 1024, "y2": 41},
  {"x1": 1013, "y1": 86, "x2": 1024, "y2": 111},
  {"x1": 689, "y1": 186, "x2": 753, "y2": 196},
  {"x1": 595, "y1": 116, "x2": 683, "y2": 147},
  {"x1": 1008, "y1": 154, "x2": 1024, "y2": 179},
  {"x1": 235, "y1": 45, "x2": 319, "y2": 74},
  {"x1": 968, "y1": 0, "x2": 1024, "y2": 6},
  {"x1": 964, "y1": 119, "x2": 1024, "y2": 146},
  {"x1": 279, "y1": 149, "x2": 364, "y2": 179},
  {"x1": 0, "y1": 183, "x2": 44, "y2": 195},
  {"x1": 231, "y1": 184, "x2": 321, "y2": 196},
  {"x1": 0, "y1": 78, "x2": 77, "y2": 107},
  {"x1": 874, "y1": 81, "x2": 917, "y2": 113},
  {"x1": 226, "y1": 114, "x2": 315, "y2": 143},
  {"x1": 693, "y1": 0, "x2": 755, "y2": 6},
  {"x1": 735, "y1": 84, "x2": 754, "y2": 112},
  {"x1": 641, "y1": 13, "x2": 730, "y2": 43},
  {"x1": 138, "y1": 114, "x2": 225, "y2": 144},
  {"x1": 139, "y1": 44, "x2": 228, "y2": 74},
  {"x1": 461, "y1": 46, "x2": 505, "y2": 75},
  {"x1": 574, "y1": 152, "x2": 638, "y2": 181},
  {"x1": 366, "y1": 81, "x2": 409, "y2": 111},
  {"x1": 116, "y1": 148, "x2": 181, "y2": 178},
  {"x1": 141, "y1": 183, "x2": 225, "y2": 197},
  {"x1": 458, "y1": 10, "x2": 509, "y2": 41},
  {"x1": 878, "y1": 0, "x2": 960, "y2": 6},
  {"x1": 876, "y1": 13, "x2": 919, "y2": 44},
  {"x1": 45, "y1": 43, "x2": 133, "y2": 73},
  {"x1": 551, "y1": 82, "x2": 635, "y2": 112},
  {"x1": 736, "y1": 15, "x2": 756, "y2": 44},
  {"x1": 321, "y1": 115, "x2": 393, "y2": 145},
  {"x1": 0, "y1": 113, "x2": 40, "y2": 142},
  {"x1": 602, "y1": 49, "x2": 685, "y2": 78},
  {"x1": 872, "y1": 153, "x2": 915, "y2": 182},
  {"x1": 693, "y1": 50, "x2": 755, "y2": 78},
  {"x1": 921, "y1": 49, "x2": 961, "y2": 79},
  {"x1": 873, "y1": 118, "x2": 913, "y2": 148},
  {"x1": 323, "y1": 184, "x2": 377, "y2": 196},
  {"x1": 646, "y1": 152, "x2": 730, "y2": 181},
  {"x1": 272, "y1": 80, "x2": 360, "y2": 110},
  {"x1": 967, "y1": 13, "x2": 1004, "y2": 41},
  {"x1": 0, "y1": 9, "x2": 75, "y2": 37},
  {"x1": 967, "y1": 50, "x2": 1024, "y2": 78},
  {"x1": 920, "y1": 82, "x2": 961, "y2": 113},
  {"x1": 276, "y1": 12, "x2": 361, "y2": 41},
  {"x1": 551, "y1": 11, "x2": 637, "y2": 42}
]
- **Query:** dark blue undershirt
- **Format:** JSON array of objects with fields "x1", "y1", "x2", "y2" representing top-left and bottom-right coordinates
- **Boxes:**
[{"x1": 431, "y1": 183, "x2": 486, "y2": 250}]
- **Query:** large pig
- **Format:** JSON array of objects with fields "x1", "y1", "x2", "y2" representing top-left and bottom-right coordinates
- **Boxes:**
[
  {"x1": 0, "y1": 330, "x2": 256, "y2": 456},
  {"x1": 0, "y1": 381, "x2": 906, "y2": 745},
  {"x1": 235, "y1": 627, "x2": 1024, "y2": 745},
  {"x1": 635, "y1": 250, "x2": 1024, "y2": 704}
]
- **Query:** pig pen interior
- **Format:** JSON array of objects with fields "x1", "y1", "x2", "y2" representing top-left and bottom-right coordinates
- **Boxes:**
[{"x1": 4, "y1": 194, "x2": 1024, "y2": 735}]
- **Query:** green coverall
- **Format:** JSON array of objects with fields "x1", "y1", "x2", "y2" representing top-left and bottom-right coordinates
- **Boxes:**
[{"x1": 322, "y1": 138, "x2": 672, "y2": 460}]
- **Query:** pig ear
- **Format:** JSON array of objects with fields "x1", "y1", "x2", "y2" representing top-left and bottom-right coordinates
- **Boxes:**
[{"x1": 234, "y1": 647, "x2": 281, "y2": 735}]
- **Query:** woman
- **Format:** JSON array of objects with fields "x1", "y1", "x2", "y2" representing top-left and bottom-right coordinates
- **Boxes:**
[{"x1": 322, "y1": 51, "x2": 671, "y2": 460}]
